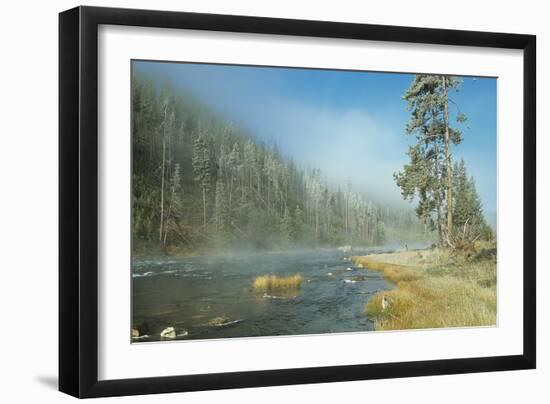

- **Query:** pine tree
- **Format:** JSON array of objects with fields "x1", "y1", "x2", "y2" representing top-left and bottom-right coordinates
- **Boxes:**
[
  {"x1": 452, "y1": 159, "x2": 470, "y2": 227},
  {"x1": 451, "y1": 159, "x2": 493, "y2": 242},
  {"x1": 374, "y1": 221, "x2": 386, "y2": 245},
  {"x1": 214, "y1": 177, "x2": 229, "y2": 236},
  {"x1": 395, "y1": 74, "x2": 466, "y2": 246},
  {"x1": 441, "y1": 76, "x2": 467, "y2": 236},
  {"x1": 453, "y1": 159, "x2": 484, "y2": 228},
  {"x1": 192, "y1": 135, "x2": 211, "y2": 231},
  {"x1": 294, "y1": 205, "x2": 304, "y2": 241},
  {"x1": 163, "y1": 162, "x2": 182, "y2": 244},
  {"x1": 243, "y1": 140, "x2": 258, "y2": 190},
  {"x1": 395, "y1": 143, "x2": 439, "y2": 234},
  {"x1": 158, "y1": 100, "x2": 175, "y2": 242},
  {"x1": 228, "y1": 142, "x2": 241, "y2": 209},
  {"x1": 280, "y1": 205, "x2": 294, "y2": 246}
]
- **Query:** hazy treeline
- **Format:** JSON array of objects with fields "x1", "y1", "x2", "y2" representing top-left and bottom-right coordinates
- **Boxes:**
[{"x1": 132, "y1": 72, "x2": 427, "y2": 254}]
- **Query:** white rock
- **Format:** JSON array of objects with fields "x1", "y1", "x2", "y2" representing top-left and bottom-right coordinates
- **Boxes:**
[
  {"x1": 382, "y1": 295, "x2": 393, "y2": 310},
  {"x1": 160, "y1": 327, "x2": 176, "y2": 339}
]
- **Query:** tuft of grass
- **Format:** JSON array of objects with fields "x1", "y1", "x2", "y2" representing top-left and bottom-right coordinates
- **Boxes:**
[
  {"x1": 353, "y1": 243, "x2": 497, "y2": 331},
  {"x1": 253, "y1": 274, "x2": 303, "y2": 291}
]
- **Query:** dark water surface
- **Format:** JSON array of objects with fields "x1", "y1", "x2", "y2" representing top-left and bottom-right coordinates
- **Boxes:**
[{"x1": 132, "y1": 248, "x2": 396, "y2": 342}]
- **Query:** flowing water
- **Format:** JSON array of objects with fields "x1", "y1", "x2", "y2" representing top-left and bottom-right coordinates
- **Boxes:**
[{"x1": 132, "y1": 247, "x2": 398, "y2": 342}]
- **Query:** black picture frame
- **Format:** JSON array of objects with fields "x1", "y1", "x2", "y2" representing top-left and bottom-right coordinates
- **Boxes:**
[{"x1": 59, "y1": 5, "x2": 536, "y2": 398}]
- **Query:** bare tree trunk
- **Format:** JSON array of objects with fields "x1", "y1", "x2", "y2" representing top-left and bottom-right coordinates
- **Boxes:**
[
  {"x1": 267, "y1": 179, "x2": 270, "y2": 212},
  {"x1": 434, "y1": 142, "x2": 443, "y2": 245},
  {"x1": 163, "y1": 165, "x2": 175, "y2": 245},
  {"x1": 158, "y1": 107, "x2": 167, "y2": 243},
  {"x1": 345, "y1": 194, "x2": 348, "y2": 237},
  {"x1": 202, "y1": 187, "x2": 207, "y2": 231},
  {"x1": 163, "y1": 205, "x2": 170, "y2": 245},
  {"x1": 228, "y1": 164, "x2": 234, "y2": 211},
  {"x1": 442, "y1": 76, "x2": 453, "y2": 238},
  {"x1": 435, "y1": 191, "x2": 443, "y2": 245},
  {"x1": 241, "y1": 169, "x2": 245, "y2": 201},
  {"x1": 315, "y1": 200, "x2": 319, "y2": 240}
]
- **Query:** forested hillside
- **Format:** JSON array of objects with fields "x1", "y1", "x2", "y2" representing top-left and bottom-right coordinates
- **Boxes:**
[{"x1": 132, "y1": 73, "x2": 428, "y2": 255}]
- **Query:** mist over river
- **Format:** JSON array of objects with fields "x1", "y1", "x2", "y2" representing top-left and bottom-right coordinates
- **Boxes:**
[{"x1": 131, "y1": 246, "x2": 420, "y2": 342}]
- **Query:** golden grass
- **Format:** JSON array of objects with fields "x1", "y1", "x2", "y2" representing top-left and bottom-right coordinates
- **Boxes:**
[
  {"x1": 353, "y1": 258, "x2": 421, "y2": 284},
  {"x1": 253, "y1": 274, "x2": 303, "y2": 291},
  {"x1": 353, "y1": 244, "x2": 497, "y2": 331}
]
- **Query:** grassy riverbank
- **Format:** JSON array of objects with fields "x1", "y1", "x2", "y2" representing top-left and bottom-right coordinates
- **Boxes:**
[{"x1": 353, "y1": 242, "x2": 497, "y2": 330}]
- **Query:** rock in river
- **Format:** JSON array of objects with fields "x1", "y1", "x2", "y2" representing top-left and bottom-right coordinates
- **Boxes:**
[
  {"x1": 207, "y1": 316, "x2": 244, "y2": 327},
  {"x1": 160, "y1": 327, "x2": 176, "y2": 339}
]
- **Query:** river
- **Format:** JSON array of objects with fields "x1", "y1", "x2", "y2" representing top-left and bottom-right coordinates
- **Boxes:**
[{"x1": 132, "y1": 247, "x2": 402, "y2": 342}]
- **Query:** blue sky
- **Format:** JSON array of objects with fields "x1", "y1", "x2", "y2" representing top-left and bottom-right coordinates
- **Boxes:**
[{"x1": 134, "y1": 60, "x2": 497, "y2": 220}]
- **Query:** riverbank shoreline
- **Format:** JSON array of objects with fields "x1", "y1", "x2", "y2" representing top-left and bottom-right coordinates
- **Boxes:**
[
  {"x1": 132, "y1": 242, "x2": 422, "y2": 261},
  {"x1": 352, "y1": 242, "x2": 497, "y2": 331}
]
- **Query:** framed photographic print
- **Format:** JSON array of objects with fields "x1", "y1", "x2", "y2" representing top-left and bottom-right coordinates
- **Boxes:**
[{"x1": 59, "y1": 6, "x2": 536, "y2": 398}]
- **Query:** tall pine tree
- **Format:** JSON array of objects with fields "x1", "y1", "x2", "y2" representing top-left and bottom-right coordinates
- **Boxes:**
[{"x1": 394, "y1": 74, "x2": 466, "y2": 245}]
